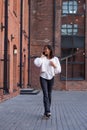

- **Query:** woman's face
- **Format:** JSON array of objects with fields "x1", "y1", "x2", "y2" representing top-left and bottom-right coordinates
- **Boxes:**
[{"x1": 43, "y1": 46, "x2": 50, "y2": 56}]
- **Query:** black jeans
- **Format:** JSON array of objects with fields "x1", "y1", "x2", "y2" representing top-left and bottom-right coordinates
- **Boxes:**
[{"x1": 40, "y1": 76, "x2": 54, "y2": 114}]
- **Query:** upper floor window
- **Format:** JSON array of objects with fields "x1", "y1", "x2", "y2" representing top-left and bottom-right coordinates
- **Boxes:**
[
  {"x1": 61, "y1": 24, "x2": 78, "y2": 35},
  {"x1": 62, "y1": 1, "x2": 78, "y2": 15}
]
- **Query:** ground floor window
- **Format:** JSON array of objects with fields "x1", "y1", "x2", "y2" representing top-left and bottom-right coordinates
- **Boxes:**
[{"x1": 61, "y1": 47, "x2": 85, "y2": 80}]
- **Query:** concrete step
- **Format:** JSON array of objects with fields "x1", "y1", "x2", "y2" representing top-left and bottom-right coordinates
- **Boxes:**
[
  {"x1": 20, "y1": 88, "x2": 34, "y2": 92},
  {"x1": 20, "y1": 88, "x2": 40, "y2": 95}
]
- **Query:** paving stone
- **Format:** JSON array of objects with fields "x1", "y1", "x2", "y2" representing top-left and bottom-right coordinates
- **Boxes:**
[{"x1": 0, "y1": 91, "x2": 87, "y2": 130}]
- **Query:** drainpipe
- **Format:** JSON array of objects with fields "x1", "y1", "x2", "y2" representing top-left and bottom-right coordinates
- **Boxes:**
[
  {"x1": 27, "y1": 0, "x2": 31, "y2": 87},
  {"x1": 19, "y1": 0, "x2": 23, "y2": 88},
  {"x1": 3, "y1": 0, "x2": 9, "y2": 93},
  {"x1": 53, "y1": 0, "x2": 56, "y2": 52}
]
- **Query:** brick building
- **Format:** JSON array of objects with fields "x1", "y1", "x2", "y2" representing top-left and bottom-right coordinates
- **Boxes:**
[
  {"x1": 0, "y1": 0, "x2": 29, "y2": 101},
  {"x1": 0, "y1": 0, "x2": 87, "y2": 101},
  {"x1": 30, "y1": 0, "x2": 87, "y2": 91}
]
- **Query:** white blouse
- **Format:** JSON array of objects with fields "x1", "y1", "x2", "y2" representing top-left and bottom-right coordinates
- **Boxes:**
[{"x1": 34, "y1": 56, "x2": 61, "y2": 80}]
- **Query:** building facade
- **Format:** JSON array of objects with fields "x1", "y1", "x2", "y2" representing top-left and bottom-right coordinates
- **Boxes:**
[
  {"x1": 30, "y1": 0, "x2": 87, "y2": 90},
  {"x1": 0, "y1": 0, "x2": 29, "y2": 101},
  {"x1": 0, "y1": 0, "x2": 87, "y2": 101}
]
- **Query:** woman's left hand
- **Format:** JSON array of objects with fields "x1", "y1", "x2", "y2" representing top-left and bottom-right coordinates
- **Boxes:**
[{"x1": 50, "y1": 61, "x2": 56, "y2": 68}]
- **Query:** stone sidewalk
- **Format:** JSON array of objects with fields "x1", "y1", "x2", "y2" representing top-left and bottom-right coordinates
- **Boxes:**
[{"x1": 0, "y1": 90, "x2": 87, "y2": 130}]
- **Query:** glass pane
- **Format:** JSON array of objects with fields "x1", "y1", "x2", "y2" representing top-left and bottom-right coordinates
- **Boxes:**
[
  {"x1": 73, "y1": 29, "x2": 78, "y2": 35},
  {"x1": 67, "y1": 25, "x2": 72, "y2": 28},
  {"x1": 61, "y1": 48, "x2": 85, "y2": 80},
  {"x1": 61, "y1": 29, "x2": 67, "y2": 35}
]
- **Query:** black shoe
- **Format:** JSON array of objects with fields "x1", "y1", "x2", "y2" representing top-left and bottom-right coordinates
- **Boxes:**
[
  {"x1": 42, "y1": 113, "x2": 51, "y2": 119},
  {"x1": 46, "y1": 112, "x2": 51, "y2": 117},
  {"x1": 42, "y1": 114, "x2": 49, "y2": 119}
]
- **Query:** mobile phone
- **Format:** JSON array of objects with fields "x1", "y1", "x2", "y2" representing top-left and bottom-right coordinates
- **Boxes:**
[
  {"x1": 43, "y1": 52, "x2": 45, "y2": 55},
  {"x1": 43, "y1": 52, "x2": 48, "y2": 57}
]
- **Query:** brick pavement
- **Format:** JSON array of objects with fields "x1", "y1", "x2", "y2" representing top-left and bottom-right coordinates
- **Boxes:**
[{"x1": 0, "y1": 91, "x2": 87, "y2": 130}]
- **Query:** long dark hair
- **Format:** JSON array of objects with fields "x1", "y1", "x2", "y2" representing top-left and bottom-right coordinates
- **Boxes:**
[{"x1": 43, "y1": 45, "x2": 54, "y2": 59}]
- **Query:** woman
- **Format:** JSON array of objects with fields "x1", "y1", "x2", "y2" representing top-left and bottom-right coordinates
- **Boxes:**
[{"x1": 34, "y1": 45, "x2": 61, "y2": 118}]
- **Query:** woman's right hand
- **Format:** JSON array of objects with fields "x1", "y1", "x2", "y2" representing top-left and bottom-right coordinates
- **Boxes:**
[{"x1": 41, "y1": 53, "x2": 45, "y2": 58}]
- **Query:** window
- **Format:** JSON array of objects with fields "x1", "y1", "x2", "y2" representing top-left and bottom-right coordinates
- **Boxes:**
[
  {"x1": 62, "y1": 1, "x2": 77, "y2": 15},
  {"x1": 61, "y1": 24, "x2": 78, "y2": 35},
  {"x1": 61, "y1": 0, "x2": 85, "y2": 80}
]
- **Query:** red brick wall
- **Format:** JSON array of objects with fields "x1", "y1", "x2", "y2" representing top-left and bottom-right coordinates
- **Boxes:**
[
  {"x1": 30, "y1": 0, "x2": 62, "y2": 90},
  {"x1": 0, "y1": 0, "x2": 29, "y2": 101},
  {"x1": 30, "y1": 0, "x2": 87, "y2": 91},
  {"x1": 8, "y1": 0, "x2": 29, "y2": 91},
  {"x1": 0, "y1": 0, "x2": 4, "y2": 91}
]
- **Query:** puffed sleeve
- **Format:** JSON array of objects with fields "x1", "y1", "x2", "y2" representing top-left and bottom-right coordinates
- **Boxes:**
[
  {"x1": 54, "y1": 57, "x2": 61, "y2": 74},
  {"x1": 34, "y1": 57, "x2": 43, "y2": 67}
]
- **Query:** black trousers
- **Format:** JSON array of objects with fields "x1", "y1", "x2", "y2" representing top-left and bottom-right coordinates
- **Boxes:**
[{"x1": 40, "y1": 76, "x2": 54, "y2": 114}]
